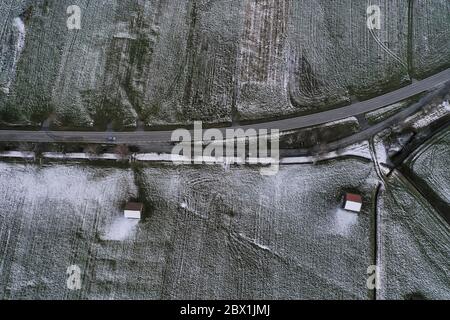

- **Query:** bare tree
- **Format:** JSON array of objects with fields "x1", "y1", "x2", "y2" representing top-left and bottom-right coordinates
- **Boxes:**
[{"x1": 115, "y1": 144, "x2": 130, "y2": 159}]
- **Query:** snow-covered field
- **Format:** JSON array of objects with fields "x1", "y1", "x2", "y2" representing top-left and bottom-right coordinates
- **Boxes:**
[
  {"x1": 1, "y1": 1, "x2": 449, "y2": 126},
  {"x1": 406, "y1": 129, "x2": 450, "y2": 203},
  {"x1": 377, "y1": 172, "x2": 450, "y2": 299},
  {"x1": 0, "y1": 159, "x2": 378, "y2": 299},
  {"x1": 0, "y1": 163, "x2": 137, "y2": 299},
  {"x1": 0, "y1": 156, "x2": 448, "y2": 299},
  {"x1": 124, "y1": 159, "x2": 379, "y2": 299}
]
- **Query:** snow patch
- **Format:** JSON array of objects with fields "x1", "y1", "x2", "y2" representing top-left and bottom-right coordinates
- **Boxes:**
[
  {"x1": 443, "y1": 100, "x2": 450, "y2": 112},
  {"x1": 102, "y1": 217, "x2": 139, "y2": 241},
  {"x1": 281, "y1": 141, "x2": 371, "y2": 164},
  {"x1": 1, "y1": 17, "x2": 26, "y2": 93},
  {"x1": 0, "y1": 151, "x2": 35, "y2": 159},
  {"x1": 42, "y1": 152, "x2": 125, "y2": 161},
  {"x1": 134, "y1": 153, "x2": 187, "y2": 162},
  {"x1": 374, "y1": 142, "x2": 388, "y2": 164},
  {"x1": 13, "y1": 17, "x2": 26, "y2": 39},
  {"x1": 406, "y1": 101, "x2": 450, "y2": 130},
  {"x1": 331, "y1": 208, "x2": 358, "y2": 237}
]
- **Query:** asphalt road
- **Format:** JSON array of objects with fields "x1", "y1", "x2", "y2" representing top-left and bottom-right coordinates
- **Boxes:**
[
  {"x1": 280, "y1": 82, "x2": 450, "y2": 157},
  {"x1": 1, "y1": 68, "x2": 449, "y2": 145}
]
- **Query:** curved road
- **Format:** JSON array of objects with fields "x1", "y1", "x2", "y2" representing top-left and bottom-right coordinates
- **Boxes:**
[{"x1": 1, "y1": 68, "x2": 449, "y2": 144}]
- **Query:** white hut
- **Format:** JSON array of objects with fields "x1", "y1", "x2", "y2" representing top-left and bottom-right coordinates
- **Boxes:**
[
  {"x1": 124, "y1": 202, "x2": 144, "y2": 219},
  {"x1": 343, "y1": 193, "x2": 362, "y2": 213}
]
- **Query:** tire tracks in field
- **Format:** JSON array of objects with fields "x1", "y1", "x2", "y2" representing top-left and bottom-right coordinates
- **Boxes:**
[
  {"x1": 383, "y1": 172, "x2": 450, "y2": 283},
  {"x1": 0, "y1": 186, "x2": 27, "y2": 299},
  {"x1": 227, "y1": 228, "x2": 362, "y2": 299},
  {"x1": 367, "y1": 0, "x2": 408, "y2": 73}
]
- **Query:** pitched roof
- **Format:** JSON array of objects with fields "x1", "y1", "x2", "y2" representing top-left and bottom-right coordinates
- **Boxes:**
[
  {"x1": 124, "y1": 202, "x2": 144, "y2": 211},
  {"x1": 345, "y1": 193, "x2": 362, "y2": 203}
]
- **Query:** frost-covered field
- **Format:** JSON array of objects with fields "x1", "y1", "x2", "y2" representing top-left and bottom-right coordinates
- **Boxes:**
[
  {"x1": 412, "y1": 0, "x2": 450, "y2": 77},
  {"x1": 0, "y1": 159, "x2": 379, "y2": 299},
  {"x1": 406, "y1": 129, "x2": 450, "y2": 203},
  {"x1": 136, "y1": 161, "x2": 378, "y2": 299},
  {"x1": 0, "y1": 163, "x2": 137, "y2": 299},
  {"x1": 1, "y1": 1, "x2": 449, "y2": 126},
  {"x1": 377, "y1": 172, "x2": 450, "y2": 300},
  {"x1": 1, "y1": 156, "x2": 449, "y2": 300}
]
